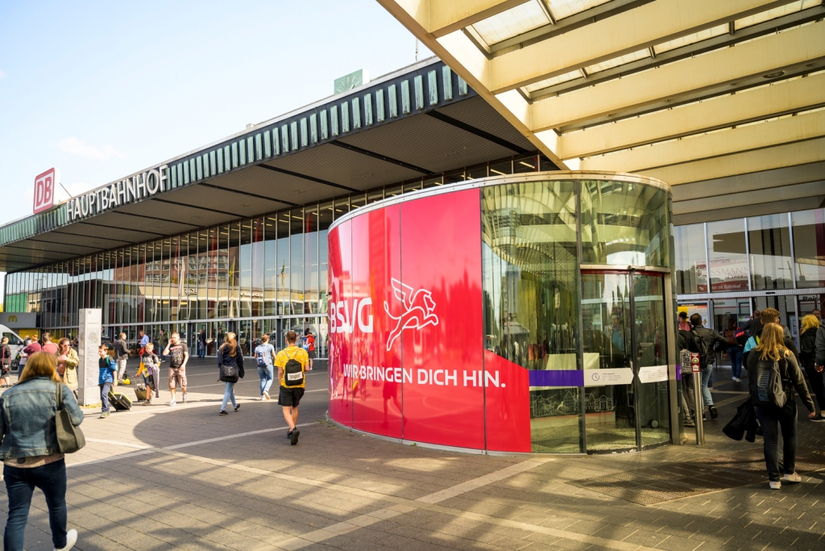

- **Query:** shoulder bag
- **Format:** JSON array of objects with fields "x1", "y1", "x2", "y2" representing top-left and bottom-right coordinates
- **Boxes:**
[{"x1": 55, "y1": 383, "x2": 86, "y2": 453}]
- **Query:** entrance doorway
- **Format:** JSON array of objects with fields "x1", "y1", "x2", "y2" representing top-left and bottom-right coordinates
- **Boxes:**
[{"x1": 581, "y1": 270, "x2": 670, "y2": 452}]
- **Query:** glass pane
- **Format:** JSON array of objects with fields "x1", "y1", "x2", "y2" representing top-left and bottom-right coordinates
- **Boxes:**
[
  {"x1": 707, "y1": 219, "x2": 748, "y2": 293},
  {"x1": 581, "y1": 180, "x2": 670, "y2": 268},
  {"x1": 748, "y1": 214, "x2": 793, "y2": 290},
  {"x1": 481, "y1": 180, "x2": 580, "y2": 453},
  {"x1": 673, "y1": 224, "x2": 705, "y2": 294},
  {"x1": 290, "y1": 209, "x2": 304, "y2": 315},
  {"x1": 581, "y1": 273, "x2": 635, "y2": 451},
  {"x1": 792, "y1": 208, "x2": 825, "y2": 289},
  {"x1": 634, "y1": 274, "x2": 670, "y2": 447}
]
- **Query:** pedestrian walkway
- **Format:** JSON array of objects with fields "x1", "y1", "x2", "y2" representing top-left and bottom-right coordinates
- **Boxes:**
[{"x1": 1, "y1": 361, "x2": 824, "y2": 550}]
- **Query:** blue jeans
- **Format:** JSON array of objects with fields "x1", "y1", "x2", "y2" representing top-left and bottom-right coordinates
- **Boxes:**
[
  {"x1": 4, "y1": 459, "x2": 69, "y2": 551},
  {"x1": 100, "y1": 382, "x2": 112, "y2": 412},
  {"x1": 700, "y1": 367, "x2": 714, "y2": 408},
  {"x1": 220, "y1": 382, "x2": 237, "y2": 411},
  {"x1": 258, "y1": 365, "x2": 274, "y2": 396},
  {"x1": 754, "y1": 402, "x2": 798, "y2": 481},
  {"x1": 728, "y1": 347, "x2": 743, "y2": 378}
]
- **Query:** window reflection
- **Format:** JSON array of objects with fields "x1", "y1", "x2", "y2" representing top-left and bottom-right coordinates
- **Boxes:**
[
  {"x1": 707, "y1": 219, "x2": 748, "y2": 293},
  {"x1": 792, "y1": 208, "x2": 825, "y2": 289},
  {"x1": 749, "y1": 214, "x2": 793, "y2": 290}
]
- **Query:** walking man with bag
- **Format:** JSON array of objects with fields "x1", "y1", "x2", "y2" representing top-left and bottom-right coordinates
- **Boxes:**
[
  {"x1": 275, "y1": 331, "x2": 309, "y2": 445},
  {"x1": 217, "y1": 333, "x2": 244, "y2": 415},
  {"x1": 689, "y1": 313, "x2": 728, "y2": 420}
]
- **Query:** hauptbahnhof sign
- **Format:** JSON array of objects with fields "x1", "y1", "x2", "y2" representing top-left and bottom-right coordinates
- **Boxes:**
[{"x1": 66, "y1": 165, "x2": 168, "y2": 221}]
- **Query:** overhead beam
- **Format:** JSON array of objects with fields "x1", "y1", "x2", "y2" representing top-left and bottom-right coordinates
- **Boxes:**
[
  {"x1": 427, "y1": 0, "x2": 530, "y2": 38},
  {"x1": 580, "y1": 110, "x2": 825, "y2": 172},
  {"x1": 558, "y1": 73, "x2": 825, "y2": 159},
  {"x1": 489, "y1": 0, "x2": 788, "y2": 92},
  {"x1": 639, "y1": 137, "x2": 825, "y2": 185},
  {"x1": 673, "y1": 196, "x2": 825, "y2": 226},
  {"x1": 531, "y1": 22, "x2": 825, "y2": 131},
  {"x1": 672, "y1": 162, "x2": 825, "y2": 202},
  {"x1": 674, "y1": 180, "x2": 825, "y2": 215}
]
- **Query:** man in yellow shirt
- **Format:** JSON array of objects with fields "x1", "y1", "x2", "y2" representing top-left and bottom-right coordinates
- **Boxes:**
[{"x1": 275, "y1": 330, "x2": 309, "y2": 445}]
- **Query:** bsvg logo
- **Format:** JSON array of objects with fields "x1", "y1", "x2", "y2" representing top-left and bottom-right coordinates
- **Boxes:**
[
  {"x1": 384, "y1": 279, "x2": 438, "y2": 351},
  {"x1": 33, "y1": 168, "x2": 58, "y2": 214}
]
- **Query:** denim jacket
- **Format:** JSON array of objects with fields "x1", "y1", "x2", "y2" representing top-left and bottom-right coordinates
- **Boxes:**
[{"x1": 0, "y1": 377, "x2": 84, "y2": 459}]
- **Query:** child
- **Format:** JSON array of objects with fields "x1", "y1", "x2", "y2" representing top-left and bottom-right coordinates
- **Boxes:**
[
  {"x1": 140, "y1": 343, "x2": 161, "y2": 404},
  {"x1": 98, "y1": 344, "x2": 117, "y2": 419}
]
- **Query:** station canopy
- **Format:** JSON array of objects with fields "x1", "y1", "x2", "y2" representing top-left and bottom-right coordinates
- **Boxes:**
[
  {"x1": 0, "y1": 59, "x2": 536, "y2": 273},
  {"x1": 378, "y1": 0, "x2": 825, "y2": 225}
]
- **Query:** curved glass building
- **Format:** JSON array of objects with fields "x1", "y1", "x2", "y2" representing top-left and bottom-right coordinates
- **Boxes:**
[{"x1": 327, "y1": 171, "x2": 677, "y2": 453}]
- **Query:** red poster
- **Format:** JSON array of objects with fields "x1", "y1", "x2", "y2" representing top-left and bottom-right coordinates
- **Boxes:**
[{"x1": 328, "y1": 220, "x2": 351, "y2": 424}]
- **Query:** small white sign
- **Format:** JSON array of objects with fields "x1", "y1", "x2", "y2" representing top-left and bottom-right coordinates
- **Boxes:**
[
  {"x1": 639, "y1": 365, "x2": 668, "y2": 383},
  {"x1": 584, "y1": 368, "x2": 634, "y2": 387}
]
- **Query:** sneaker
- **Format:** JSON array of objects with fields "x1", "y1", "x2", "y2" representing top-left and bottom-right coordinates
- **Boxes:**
[
  {"x1": 263, "y1": 390, "x2": 270, "y2": 400},
  {"x1": 769, "y1": 481, "x2": 781, "y2": 490},
  {"x1": 810, "y1": 415, "x2": 825, "y2": 422},
  {"x1": 55, "y1": 528, "x2": 78, "y2": 551},
  {"x1": 234, "y1": 404, "x2": 241, "y2": 412},
  {"x1": 709, "y1": 406, "x2": 718, "y2": 419},
  {"x1": 290, "y1": 429, "x2": 300, "y2": 445},
  {"x1": 684, "y1": 419, "x2": 696, "y2": 428},
  {"x1": 287, "y1": 430, "x2": 293, "y2": 439},
  {"x1": 219, "y1": 410, "x2": 228, "y2": 416},
  {"x1": 168, "y1": 399, "x2": 176, "y2": 407},
  {"x1": 99, "y1": 412, "x2": 109, "y2": 419},
  {"x1": 782, "y1": 472, "x2": 802, "y2": 483},
  {"x1": 182, "y1": 394, "x2": 188, "y2": 403}
]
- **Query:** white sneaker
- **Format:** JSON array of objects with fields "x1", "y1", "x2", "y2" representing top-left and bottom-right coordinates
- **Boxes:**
[
  {"x1": 182, "y1": 394, "x2": 187, "y2": 403},
  {"x1": 782, "y1": 472, "x2": 802, "y2": 483},
  {"x1": 168, "y1": 399, "x2": 176, "y2": 407},
  {"x1": 55, "y1": 528, "x2": 77, "y2": 550},
  {"x1": 769, "y1": 481, "x2": 781, "y2": 490},
  {"x1": 263, "y1": 390, "x2": 270, "y2": 400}
]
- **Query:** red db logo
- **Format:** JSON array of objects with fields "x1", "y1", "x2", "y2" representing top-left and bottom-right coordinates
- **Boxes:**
[{"x1": 33, "y1": 168, "x2": 58, "y2": 214}]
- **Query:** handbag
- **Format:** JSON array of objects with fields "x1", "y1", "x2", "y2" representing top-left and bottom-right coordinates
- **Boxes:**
[
  {"x1": 220, "y1": 364, "x2": 239, "y2": 383},
  {"x1": 55, "y1": 383, "x2": 86, "y2": 453}
]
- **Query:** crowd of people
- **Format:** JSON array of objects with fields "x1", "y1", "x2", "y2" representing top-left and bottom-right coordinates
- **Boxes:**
[{"x1": 680, "y1": 307, "x2": 825, "y2": 490}]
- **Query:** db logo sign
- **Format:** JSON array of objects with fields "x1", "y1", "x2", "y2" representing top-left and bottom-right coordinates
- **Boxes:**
[{"x1": 33, "y1": 168, "x2": 58, "y2": 214}]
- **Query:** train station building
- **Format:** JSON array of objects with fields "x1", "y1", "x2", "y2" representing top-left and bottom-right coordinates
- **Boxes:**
[{"x1": 1, "y1": 0, "x2": 823, "y2": 453}]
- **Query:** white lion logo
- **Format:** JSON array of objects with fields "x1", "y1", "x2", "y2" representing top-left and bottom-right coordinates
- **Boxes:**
[{"x1": 383, "y1": 279, "x2": 439, "y2": 351}]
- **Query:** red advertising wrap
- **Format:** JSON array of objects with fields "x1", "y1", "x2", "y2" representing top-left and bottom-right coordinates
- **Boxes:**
[{"x1": 328, "y1": 189, "x2": 531, "y2": 452}]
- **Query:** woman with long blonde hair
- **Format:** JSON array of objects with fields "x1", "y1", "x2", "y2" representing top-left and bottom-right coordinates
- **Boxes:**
[
  {"x1": 217, "y1": 332, "x2": 244, "y2": 415},
  {"x1": 747, "y1": 323, "x2": 815, "y2": 490},
  {"x1": 0, "y1": 352, "x2": 82, "y2": 550},
  {"x1": 800, "y1": 315, "x2": 825, "y2": 420}
]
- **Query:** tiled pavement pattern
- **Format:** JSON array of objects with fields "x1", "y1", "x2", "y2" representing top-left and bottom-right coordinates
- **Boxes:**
[{"x1": 1, "y1": 361, "x2": 824, "y2": 551}]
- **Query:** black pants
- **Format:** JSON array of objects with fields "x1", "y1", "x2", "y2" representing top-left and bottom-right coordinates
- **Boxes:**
[
  {"x1": 754, "y1": 402, "x2": 798, "y2": 482},
  {"x1": 803, "y1": 362, "x2": 825, "y2": 412}
]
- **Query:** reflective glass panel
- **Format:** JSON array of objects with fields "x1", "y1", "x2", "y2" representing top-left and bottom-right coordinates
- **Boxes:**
[
  {"x1": 707, "y1": 219, "x2": 748, "y2": 293},
  {"x1": 673, "y1": 224, "x2": 705, "y2": 294},
  {"x1": 792, "y1": 208, "x2": 825, "y2": 289},
  {"x1": 748, "y1": 214, "x2": 793, "y2": 290}
]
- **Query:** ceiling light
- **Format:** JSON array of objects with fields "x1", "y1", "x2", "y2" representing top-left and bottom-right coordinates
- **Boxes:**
[{"x1": 763, "y1": 71, "x2": 785, "y2": 79}]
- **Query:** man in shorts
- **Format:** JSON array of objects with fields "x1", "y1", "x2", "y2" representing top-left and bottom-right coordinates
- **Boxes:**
[
  {"x1": 275, "y1": 331, "x2": 309, "y2": 445},
  {"x1": 163, "y1": 332, "x2": 189, "y2": 406}
]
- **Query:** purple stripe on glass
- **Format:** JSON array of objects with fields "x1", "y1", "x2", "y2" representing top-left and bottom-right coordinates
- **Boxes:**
[
  {"x1": 529, "y1": 370, "x2": 584, "y2": 388},
  {"x1": 676, "y1": 365, "x2": 681, "y2": 381}
]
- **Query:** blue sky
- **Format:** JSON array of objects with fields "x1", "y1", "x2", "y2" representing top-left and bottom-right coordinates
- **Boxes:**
[{"x1": 0, "y1": 0, "x2": 431, "y2": 301}]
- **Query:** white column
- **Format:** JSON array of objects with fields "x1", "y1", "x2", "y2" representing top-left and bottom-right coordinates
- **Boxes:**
[{"x1": 78, "y1": 309, "x2": 102, "y2": 406}]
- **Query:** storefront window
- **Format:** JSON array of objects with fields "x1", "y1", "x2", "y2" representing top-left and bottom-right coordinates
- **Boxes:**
[
  {"x1": 673, "y1": 224, "x2": 704, "y2": 294},
  {"x1": 792, "y1": 208, "x2": 825, "y2": 289},
  {"x1": 749, "y1": 214, "x2": 793, "y2": 290},
  {"x1": 581, "y1": 179, "x2": 670, "y2": 268},
  {"x1": 707, "y1": 219, "x2": 748, "y2": 293}
]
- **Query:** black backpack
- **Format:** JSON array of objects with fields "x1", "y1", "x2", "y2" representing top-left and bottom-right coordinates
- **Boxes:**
[
  {"x1": 283, "y1": 350, "x2": 304, "y2": 387},
  {"x1": 690, "y1": 332, "x2": 712, "y2": 370},
  {"x1": 751, "y1": 357, "x2": 787, "y2": 408}
]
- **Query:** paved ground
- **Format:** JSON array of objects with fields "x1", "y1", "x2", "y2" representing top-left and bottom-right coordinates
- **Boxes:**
[{"x1": 2, "y1": 360, "x2": 824, "y2": 551}]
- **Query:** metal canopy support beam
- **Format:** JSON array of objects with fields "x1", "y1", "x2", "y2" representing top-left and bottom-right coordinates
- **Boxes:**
[
  {"x1": 641, "y1": 137, "x2": 825, "y2": 185},
  {"x1": 488, "y1": 0, "x2": 788, "y2": 93},
  {"x1": 580, "y1": 110, "x2": 825, "y2": 173},
  {"x1": 530, "y1": 22, "x2": 825, "y2": 131},
  {"x1": 424, "y1": 0, "x2": 531, "y2": 38},
  {"x1": 558, "y1": 73, "x2": 825, "y2": 159}
]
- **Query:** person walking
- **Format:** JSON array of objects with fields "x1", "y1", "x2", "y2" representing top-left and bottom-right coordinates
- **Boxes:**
[
  {"x1": 275, "y1": 331, "x2": 309, "y2": 445},
  {"x1": 678, "y1": 311, "x2": 691, "y2": 332},
  {"x1": 723, "y1": 318, "x2": 744, "y2": 382},
  {"x1": 157, "y1": 330, "x2": 168, "y2": 362},
  {"x1": 800, "y1": 314, "x2": 825, "y2": 422},
  {"x1": 113, "y1": 332, "x2": 129, "y2": 386},
  {"x1": 689, "y1": 313, "x2": 727, "y2": 420},
  {"x1": 747, "y1": 323, "x2": 816, "y2": 489},
  {"x1": 140, "y1": 343, "x2": 161, "y2": 405},
  {"x1": 0, "y1": 337, "x2": 12, "y2": 388},
  {"x1": 198, "y1": 329, "x2": 207, "y2": 358},
  {"x1": 0, "y1": 351, "x2": 83, "y2": 551},
  {"x1": 254, "y1": 333, "x2": 276, "y2": 400},
  {"x1": 304, "y1": 328, "x2": 316, "y2": 371},
  {"x1": 40, "y1": 333, "x2": 58, "y2": 356},
  {"x1": 98, "y1": 345, "x2": 117, "y2": 419},
  {"x1": 56, "y1": 338, "x2": 79, "y2": 395},
  {"x1": 217, "y1": 332, "x2": 244, "y2": 415},
  {"x1": 164, "y1": 332, "x2": 189, "y2": 406}
]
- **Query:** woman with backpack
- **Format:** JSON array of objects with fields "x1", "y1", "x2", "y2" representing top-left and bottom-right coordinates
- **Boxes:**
[
  {"x1": 746, "y1": 323, "x2": 816, "y2": 490},
  {"x1": 217, "y1": 332, "x2": 244, "y2": 415},
  {"x1": 254, "y1": 334, "x2": 276, "y2": 400},
  {"x1": 799, "y1": 314, "x2": 825, "y2": 421},
  {"x1": 0, "y1": 337, "x2": 12, "y2": 388}
]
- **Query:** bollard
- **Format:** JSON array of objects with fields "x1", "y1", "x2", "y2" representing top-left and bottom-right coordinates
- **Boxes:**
[{"x1": 690, "y1": 352, "x2": 704, "y2": 445}]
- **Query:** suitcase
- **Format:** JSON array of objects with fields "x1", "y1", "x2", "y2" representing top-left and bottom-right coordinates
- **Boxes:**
[
  {"x1": 108, "y1": 390, "x2": 133, "y2": 411},
  {"x1": 135, "y1": 385, "x2": 150, "y2": 401}
]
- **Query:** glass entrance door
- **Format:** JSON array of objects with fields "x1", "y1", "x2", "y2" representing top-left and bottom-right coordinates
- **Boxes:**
[{"x1": 582, "y1": 271, "x2": 670, "y2": 452}]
